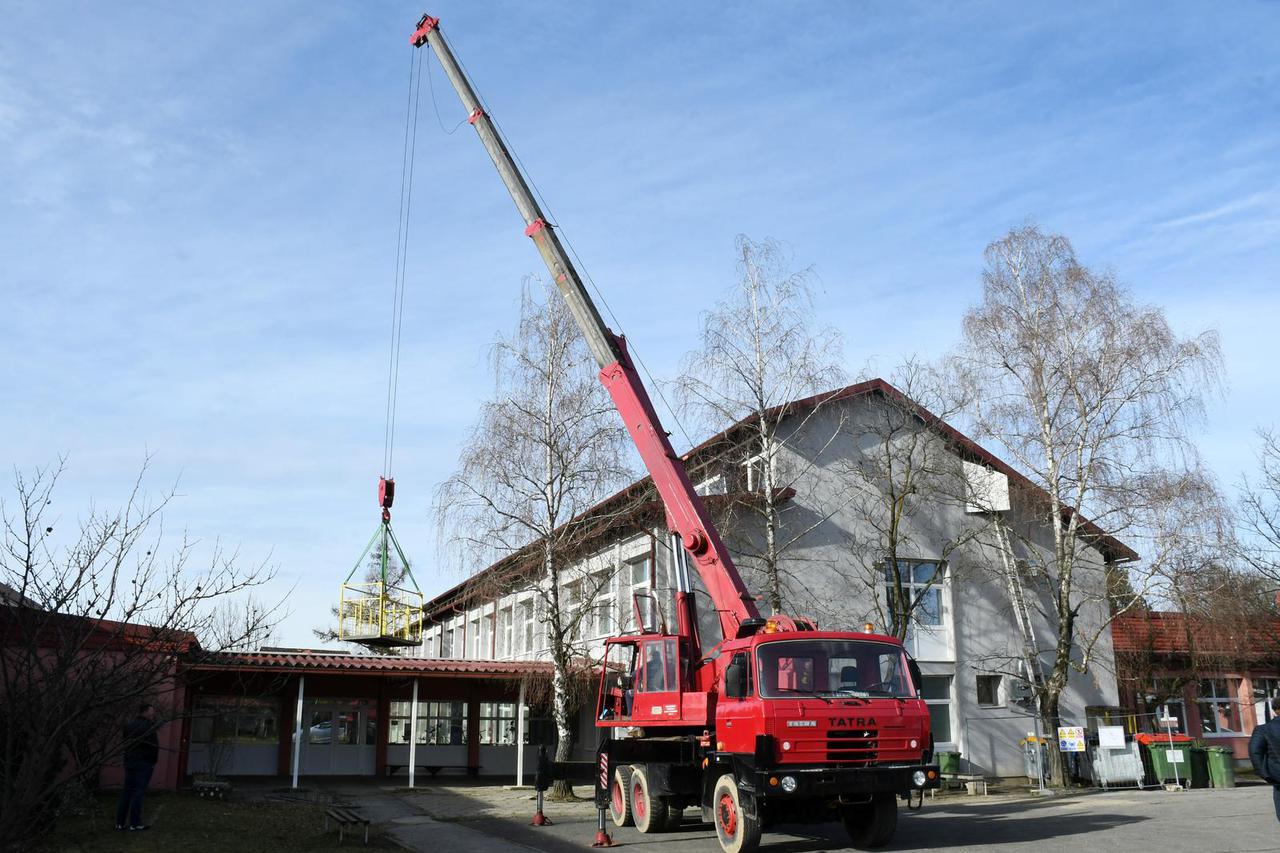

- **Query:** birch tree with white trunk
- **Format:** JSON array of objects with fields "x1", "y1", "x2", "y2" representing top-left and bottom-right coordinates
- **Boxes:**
[
  {"x1": 952, "y1": 224, "x2": 1222, "y2": 785},
  {"x1": 675, "y1": 236, "x2": 846, "y2": 614},
  {"x1": 436, "y1": 282, "x2": 635, "y2": 796}
]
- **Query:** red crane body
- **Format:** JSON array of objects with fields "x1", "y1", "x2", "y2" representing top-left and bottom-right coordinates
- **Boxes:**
[{"x1": 410, "y1": 15, "x2": 939, "y2": 851}]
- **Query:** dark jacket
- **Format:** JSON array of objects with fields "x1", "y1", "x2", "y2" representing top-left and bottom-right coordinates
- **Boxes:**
[
  {"x1": 122, "y1": 717, "x2": 159, "y2": 767},
  {"x1": 1249, "y1": 716, "x2": 1280, "y2": 785}
]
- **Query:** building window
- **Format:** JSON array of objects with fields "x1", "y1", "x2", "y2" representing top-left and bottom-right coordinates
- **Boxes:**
[
  {"x1": 469, "y1": 618, "x2": 481, "y2": 658},
  {"x1": 498, "y1": 606, "x2": 513, "y2": 658},
  {"x1": 1149, "y1": 679, "x2": 1187, "y2": 734},
  {"x1": 593, "y1": 571, "x2": 615, "y2": 638},
  {"x1": 884, "y1": 560, "x2": 945, "y2": 628},
  {"x1": 694, "y1": 473, "x2": 726, "y2": 496},
  {"x1": 389, "y1": 700, "x2": 468, "y2": 745},
  {"x1": 624, "y1": 556, "x2": 652, "y2": 631},
  {"x1": 743, "y1": 452, "x2": 771, "y2": 493},
  {"x1": 478, "y1": 702, "x2": 518, "y2": 745},
  {"x1": 482, "y1": 612, "x2": 494, "y2": 658},
  {"x1": 564, "y1": 580, "x2": 583, "y2": 643},
  {"x1": 1198, "y1": 679, "x2": 1242, "y2": 735},
  {"x1": 191, "y1": 697, "x2": 278, "y2": 745},
  {"x1": 1254, "y1": 678, "x2": 1280, "y2": 723},
  {"x1": 976, "y1": 674, "x2": 1001, "y2": 707},
  {"x1": 534, "y1": 597, "x2": 546, "y2": 651},
  {"x1": 920, "y1": 675, "x2": 952, "y2": 746},
  {"x1": 519, "y1": 600, "x2": 535, "y2": 655}
]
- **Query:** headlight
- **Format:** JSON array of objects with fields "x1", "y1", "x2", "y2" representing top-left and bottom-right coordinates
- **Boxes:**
[
  {"x1": 780, "y1": 775, "x2": 797, "y2": 793},
  {"x1": 912, "y1": 770, "x2": 928, "y2": 787}
]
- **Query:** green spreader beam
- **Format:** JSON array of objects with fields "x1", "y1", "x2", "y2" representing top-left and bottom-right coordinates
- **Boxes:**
[{"x1": 343, "y1": 519, "x2": 423, "y2": 594}]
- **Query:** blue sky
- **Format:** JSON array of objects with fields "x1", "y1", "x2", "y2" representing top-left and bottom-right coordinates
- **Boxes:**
[{"x1": 2, "y1": 2, "x2": 1277, "y2": 646}]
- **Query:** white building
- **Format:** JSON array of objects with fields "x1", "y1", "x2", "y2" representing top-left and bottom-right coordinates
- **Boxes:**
[{"x1": 418, "y1": 379, "x2": 1135, "y2": 777}]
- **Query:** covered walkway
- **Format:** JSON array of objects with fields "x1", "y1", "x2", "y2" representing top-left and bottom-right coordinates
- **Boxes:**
[{"x1": 180, "y1": 650, "x2": 555, "y2": 788}]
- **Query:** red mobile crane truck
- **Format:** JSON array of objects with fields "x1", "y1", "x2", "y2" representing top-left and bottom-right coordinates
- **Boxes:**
[{"x1": 410, "y1": 15, "x2": 941, "y2": 852}]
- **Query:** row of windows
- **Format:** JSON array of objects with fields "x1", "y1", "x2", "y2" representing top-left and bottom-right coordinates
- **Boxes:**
[
  {"x1": 1155, "y1": 678, "x2": 1280, "y2": 736},
  {"x1": 427, "y1": 556, "x2": 952, "y2": 663},
  {"x1": 387, "y1": 701, "x2": 555, "y2": 746},
  {"x1": 426, "y1": 555, "x2": 657, "y2": 660}
]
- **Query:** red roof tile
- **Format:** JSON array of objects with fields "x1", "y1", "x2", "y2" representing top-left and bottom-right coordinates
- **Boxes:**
[
  {"x1": 1111, "y1": 611, "x2": 1280, "y2": 657},
  {"x1": 186, "y1": 650, "x2": 553, "y2": 677}
]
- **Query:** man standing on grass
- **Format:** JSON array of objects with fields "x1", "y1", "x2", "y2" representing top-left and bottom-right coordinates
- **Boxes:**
[
  {"x1": 115, "y1": 702, "x2": 160, "y2": 831},
  {"x1": 1250, "y1": 694, "x2": 1280, "y2": 823}
]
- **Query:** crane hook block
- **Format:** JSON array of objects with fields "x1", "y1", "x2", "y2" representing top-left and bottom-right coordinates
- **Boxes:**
[{"x1": 379, "y1": 477, "x2": 396, "y2": 510}]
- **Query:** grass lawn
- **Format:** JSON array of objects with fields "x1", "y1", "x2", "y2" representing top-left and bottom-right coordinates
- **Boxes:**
[{"x1": 39, "y1": 791, "x2": 398, "y2": 852}]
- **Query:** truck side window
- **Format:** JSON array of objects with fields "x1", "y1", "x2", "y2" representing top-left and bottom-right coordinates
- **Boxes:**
[
  {"x1": 727, "y1": 651, "x2": 752, "y2": 696},
  {"x1": 639, "y1": 641, "x2": 666, "y2": 692}
]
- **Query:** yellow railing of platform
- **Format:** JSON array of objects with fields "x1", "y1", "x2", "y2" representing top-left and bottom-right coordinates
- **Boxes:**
[{"x1": 338, "y1": 581, "x2": 424, "y2": 644}]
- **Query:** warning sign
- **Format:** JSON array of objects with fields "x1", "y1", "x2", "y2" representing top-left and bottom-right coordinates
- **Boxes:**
[{"x1": 1057, "y1": 726, "x2": 1086, "y2": 752}]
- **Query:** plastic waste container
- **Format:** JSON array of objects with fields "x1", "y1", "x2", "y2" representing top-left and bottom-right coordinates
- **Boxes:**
[
  {"x1": 1205, "y1": 747, "x2": 1236, "y2": 788},
  {"x1": 938, "y1": 751, "x2": 960, "y2": 774},
  {"x1": 1188, "y1": 746, "x2": 1210, "y2": 788},
  {"x1": 1145, "y1": 742, "x2": 1192, "y2": 785}
]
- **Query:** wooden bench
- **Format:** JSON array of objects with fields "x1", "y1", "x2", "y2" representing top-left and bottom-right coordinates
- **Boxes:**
[
  {"x1": 384, "y1": 763, "x2": 480, "y2": 778},
  {"x1": 930, "y1": 773, "x2": 989, "y2": 796},
  {"x1": 323, "y1": 807, "x2": 370, "y2": 845}
]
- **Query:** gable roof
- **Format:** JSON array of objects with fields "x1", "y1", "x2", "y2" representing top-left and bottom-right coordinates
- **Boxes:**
[{"x1": 422, "y1": 377, "x2": 1137, "y2": 618}]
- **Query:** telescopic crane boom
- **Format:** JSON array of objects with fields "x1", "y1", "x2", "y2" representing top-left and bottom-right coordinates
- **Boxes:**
[{"x1": 410, "y1": 14, "x2": 760, "y2": 640}]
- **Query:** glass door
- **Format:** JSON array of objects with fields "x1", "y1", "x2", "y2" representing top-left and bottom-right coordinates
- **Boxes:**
[{"x1": 300, "y1": 699, "x2": 378, "y2": 775}]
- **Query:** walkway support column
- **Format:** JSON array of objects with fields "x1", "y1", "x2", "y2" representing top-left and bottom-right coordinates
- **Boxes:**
[
  {"x1": 291, "y1": 675, "x2": 305, "y2": 789},
  {"x1": 515, "y1": 679, "x2": 527, "y2": 786},
  {"x1": 409, "y1": 678, "x2": 420, "y2": 788}
]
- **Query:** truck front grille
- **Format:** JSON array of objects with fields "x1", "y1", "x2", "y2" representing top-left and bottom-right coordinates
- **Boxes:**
[{"x1": 825, "y1": 728, "x2": 879, "y2": 765}]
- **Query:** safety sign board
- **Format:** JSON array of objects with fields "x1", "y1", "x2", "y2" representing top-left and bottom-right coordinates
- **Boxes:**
[{"x1": 1057, "y1": 726, "x2": 1086, "y2": 752}]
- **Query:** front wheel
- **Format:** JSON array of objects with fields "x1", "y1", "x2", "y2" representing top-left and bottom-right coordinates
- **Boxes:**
[
  {"x1": 841, "y1": 792, "x2": 898, "y2": 849},
  {"x1": 711, "y1": 773, "x2": 761, "y2": 853},
  {"x1": 630, "y1": 765, "x2": 670, "y2": 833},
  {"x1": 609, "y1": 765, "x2": 633, "y2": 827}
]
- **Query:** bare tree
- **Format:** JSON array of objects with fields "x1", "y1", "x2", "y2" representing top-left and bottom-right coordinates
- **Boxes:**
[
  {"x1": 1239, "y1": 428, "x2": 1280, "y2": 585},
  {"x1": 952, "y1": 224, "x2": 1222, "y2": 784},
  {"x1": 675, "y1": 235, "x2": 846, "y2": 614},
  {"x1": 837, "y1": 362, "x2": 987, "y2": 640},
  {"x1": 0, "y1": 460, "x2": 279, "y2": 851},
  {"x1": 436, "y1": 282, "x2": 636, "y2": 796}
]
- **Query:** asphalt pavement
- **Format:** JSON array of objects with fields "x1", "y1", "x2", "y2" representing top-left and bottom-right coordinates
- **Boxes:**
[{"x1": 390, "y1": 785, "x2": 1280, "y2": 853}]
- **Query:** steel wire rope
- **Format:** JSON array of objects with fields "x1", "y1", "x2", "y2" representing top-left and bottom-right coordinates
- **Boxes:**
[
  {"x1": 383, "y1": 47, "x2": 425, "y2": 477},
  {"x1": 449, "y1": 47, "x2": 698, "y2": 455}
]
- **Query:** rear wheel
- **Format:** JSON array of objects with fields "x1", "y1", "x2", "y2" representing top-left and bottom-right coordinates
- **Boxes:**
[
  {"x1": 841, "y1": 792, "x2": 898, "y2": 849},
  {"x1": 609, "y1": 765, "x2": 634, "y2": 827},
  {"x1": 630, "y1": 765, "x2": 670, "y2": 833},
  {"x1": 711, "y1": 773, "x2": 761, "y2": 853}
]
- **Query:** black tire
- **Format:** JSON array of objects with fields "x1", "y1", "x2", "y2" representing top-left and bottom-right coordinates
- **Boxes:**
[
  {"x1": 609, "y1": 765, "x2": 634, "y2": 827},
  {"x1": 841, "y1": 792, "x2": 898, "y2": 849},
  {"x1": 630, "y1": 765, "x2": 670, "y2": 833},
  {"x1": 711, "y1": 773, "x2": 761, "y2": 853}
]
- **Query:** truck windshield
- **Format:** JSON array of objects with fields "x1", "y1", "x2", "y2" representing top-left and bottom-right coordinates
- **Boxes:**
[{"x1": 756, "y1": 639, "x2": 916, "y2": 699}]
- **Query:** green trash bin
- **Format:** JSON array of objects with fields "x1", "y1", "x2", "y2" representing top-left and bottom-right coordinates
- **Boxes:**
[
  {"x1": 1188, "y1": 746, "x2": 1210, "y2": 788},
  {"x1": 938, "y1": 751, "x2": 960, "y2": 774},
  {"x1": 1146, "y1": 742, "x2": 1192, "y2": 784},
  {"x1": 1206, "y1": 747, "x2": 1236, "y2": 788}
]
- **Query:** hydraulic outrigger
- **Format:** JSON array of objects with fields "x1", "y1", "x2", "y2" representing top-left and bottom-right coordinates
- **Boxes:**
[{"x1": 410, "y1": 15, "x2": 939, "y2": 851}]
